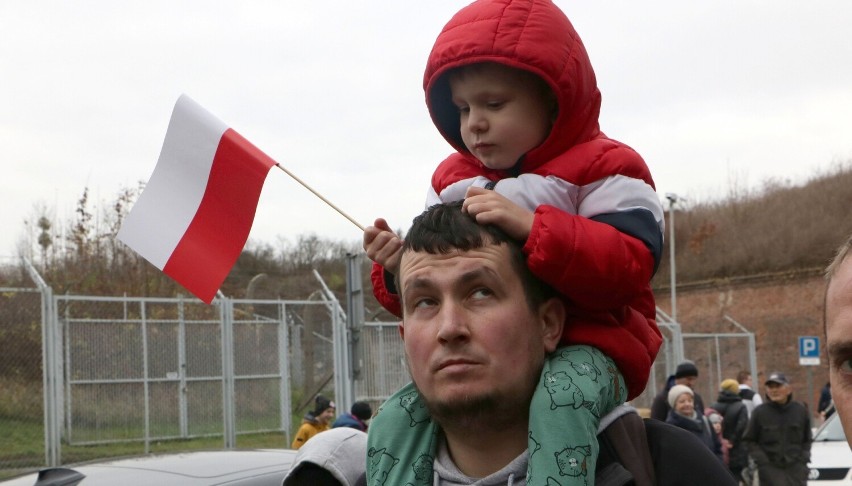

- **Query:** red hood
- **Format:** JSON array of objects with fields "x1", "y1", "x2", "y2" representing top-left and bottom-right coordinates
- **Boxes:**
[{"x1": 424, "y1": 0, "x2": 602, "y2": 173}]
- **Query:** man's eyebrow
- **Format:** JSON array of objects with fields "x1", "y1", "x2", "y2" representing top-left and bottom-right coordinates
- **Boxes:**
[
  {"x1": 456, "y1": 267, "x2": 500, "y2": 286},
  {"x1": 401, "y1": 266, "x2": 500, "y2": 296},
  {"x1": 402, "y1": 277, "x2": 432, "y2": 296},
  {"x1": 827, "y1": 340, "x2": 852, "y2": 360}
]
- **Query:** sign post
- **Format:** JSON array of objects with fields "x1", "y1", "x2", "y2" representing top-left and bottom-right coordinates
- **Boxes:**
[{"x1": 799, "y1": 336, "x2": 820, "y2": 424}]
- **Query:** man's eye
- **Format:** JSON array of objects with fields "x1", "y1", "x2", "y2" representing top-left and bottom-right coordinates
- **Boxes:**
[
  {"x1": 413, "y1": 298, "x2": 437, "y2": 309},
  {"x1": 840, "y1": 358, "x2": 852, "y2": 373},
  {"x1": 471, "y1": 288, "x2": 494, "y2": 299}
]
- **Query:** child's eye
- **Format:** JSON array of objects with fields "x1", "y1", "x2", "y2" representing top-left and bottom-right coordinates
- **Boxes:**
[
  {"x1": 486, "y1": 100, "x2": 505, "y2": 109},
  {"x1": 456, "y1": 105, "x2": 470, "y2": 114}
]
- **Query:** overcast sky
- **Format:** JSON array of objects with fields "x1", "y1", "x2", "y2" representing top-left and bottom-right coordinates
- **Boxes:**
[{"x1": 2, "y1": 1, "x2": 851, "y2": 260}]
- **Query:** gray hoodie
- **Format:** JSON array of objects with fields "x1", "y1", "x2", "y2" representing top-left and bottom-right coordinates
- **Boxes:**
[
  {"x1": 430, "y1": 404, "x2": 637, "y2": 485},
  {"x1": 433, "y1": 442, "x2": 527, "y2": 486},
  {"x1": 282, "y1": 428, "x2": 367, "y2": 486}
]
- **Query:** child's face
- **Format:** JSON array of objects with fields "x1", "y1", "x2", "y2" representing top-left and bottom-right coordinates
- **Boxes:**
[{"x1": 449, "y1": 63, "x2": 554, "y2": 170}]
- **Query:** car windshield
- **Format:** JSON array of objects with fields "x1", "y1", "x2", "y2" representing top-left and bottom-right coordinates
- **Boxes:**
[{"x1": 814, "y1": 414, "x2": 846, "y2": 441}]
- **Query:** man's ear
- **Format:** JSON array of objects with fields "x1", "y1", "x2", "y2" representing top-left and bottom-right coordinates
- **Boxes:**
[{"x1": 539, "y1": 297, "x2": 565, "y2": 353}]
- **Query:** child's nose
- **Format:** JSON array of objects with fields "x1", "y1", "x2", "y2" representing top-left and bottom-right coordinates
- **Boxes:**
[{"x1": 467, "y1": 109, "x2": 487, "y2": 133}]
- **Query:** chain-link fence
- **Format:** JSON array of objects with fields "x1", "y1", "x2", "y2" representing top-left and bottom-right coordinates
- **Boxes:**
[
  {"x1": 355, "y1": 322, "x2": 407, "y2": 411},
  {"x1": 631, "y1": 311, "x2": 757, "y2": 412},
  {"x1": 0, "y1": 285, "x2": 45, "y2": 475},
  {"x1": 54, "y1": 296, "x2": 338, "y2": 448},
  {"x1": 0, "y1": 270, "x2": 340, "y2": 478}
]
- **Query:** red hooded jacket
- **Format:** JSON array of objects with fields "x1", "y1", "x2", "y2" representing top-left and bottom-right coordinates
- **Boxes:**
[{"x1": 371, "y1": 0, "x2": 664, "y2": 399}]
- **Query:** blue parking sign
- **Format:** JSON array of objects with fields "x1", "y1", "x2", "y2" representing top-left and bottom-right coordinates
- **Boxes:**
[{"x1": 799, "y1": 336, "x2": 820, "y2": 365}]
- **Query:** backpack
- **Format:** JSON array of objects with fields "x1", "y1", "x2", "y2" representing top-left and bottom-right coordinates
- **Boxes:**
[{"x1": 596, "y1": 413, "x2": 737, "y2": 486}]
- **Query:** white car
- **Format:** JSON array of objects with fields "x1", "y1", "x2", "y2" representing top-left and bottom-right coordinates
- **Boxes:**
[
  {"x1": 809, "y1": 412, "x2": 852, "y2": 484},
  {"x1": 0, "y1": 449, "x2": 297, "y2": 486}
]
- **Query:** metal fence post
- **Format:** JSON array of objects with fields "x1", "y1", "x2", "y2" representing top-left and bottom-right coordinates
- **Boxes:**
[
  {"x1": 219, "y1": 295, "x2": 236, "y2": 449},
  {"x1": 278, "y1": 302, "x2": 292, "y2": 444},
  {"x1": 140, "y1": 300, "x2": 151, "y2": 454},
  {"x1": 24, "y1": 259, "x2": 61, "y2": 467},
  {"x1": 178, "y1": 296, "x2": 188, "y2": 438},
  {"x1": 313, "y1": 269, "x2": 353, "y2": 415}
]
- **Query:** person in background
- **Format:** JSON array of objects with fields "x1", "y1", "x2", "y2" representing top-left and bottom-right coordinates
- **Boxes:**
[
  {"x1": 283, "y1": 427, "x2": 367, "y2": 486},
  {"x1": 737, "y1": 370, "x2": 762, "y2": 417},
  {"x1": 665, "y1": 385, "x2": 723, "y2": 462},
  {"x1": 651, "y1": 360, "x2": 705, "y2": 421},
  {"x1": 825, "y1": 232, "x2": 852, "y2": 445},
  {"x1": 291, "y1": 395, "x2": 335, "y2": 450},
  {"x1": 742, "y1": 371, "x2": 811, "y2": 485},
  {"x1": 817, "y1": 382, "x2": 833, "y2": 422},
  {"x1": 705, "y1": 409, "x2": 729, "y2": 466},
  {"x1": 712, "y1": 379, "x2": 749, "y2": 481},
  {"x1": 332, "y1": 401, "x2": 372, "y2": 432}
]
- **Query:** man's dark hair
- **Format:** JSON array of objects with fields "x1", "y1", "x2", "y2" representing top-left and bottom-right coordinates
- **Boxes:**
[
  {"x1": 736, "y1": 370, "x2": 750, "y2": 384},
  {"x1": 399, "y1": 200, "x2": 557, "y2": 310}
]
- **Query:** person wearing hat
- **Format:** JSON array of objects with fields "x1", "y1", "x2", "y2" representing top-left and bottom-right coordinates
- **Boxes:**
[
  {"x1": 664, "y1": 384, "x2": 722, "y2": 461},
  {"x1": 283, "y1": 427, "x2": 367, "y2": 486},
  {"x1": 651, "y1": 360, "x2": 706, "y2": 421},
  {"x1": 332, "y1": 401, "x2": 372, "y2": 432},
  {"x1": 711, "y1": 378, "x2": 749, "y2": 480},
  {"x1": 291, "y1": 395, "x2": 336, "y2": 450},
  {"x1": 742, "y1": 372, "x2": 812, "y2": 485}
]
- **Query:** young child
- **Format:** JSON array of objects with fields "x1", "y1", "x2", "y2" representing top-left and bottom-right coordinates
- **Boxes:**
[{"x1": 363, "y1": 0, "x2": 664, "y2": 484}]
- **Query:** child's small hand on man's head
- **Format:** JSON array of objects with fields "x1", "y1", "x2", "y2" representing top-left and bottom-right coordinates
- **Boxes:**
[
  {"x1": 463, "y1": 186, "x2": 534, "y2": 241},
  {"x1": 363, "y1": 218, "x2": 403, "y2": 275}
]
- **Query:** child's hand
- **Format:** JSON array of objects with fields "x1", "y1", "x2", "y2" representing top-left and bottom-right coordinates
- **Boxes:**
[
  {"x1": 463, "y1": 186, "x2": 534, "y2": 241},
  {"x1": 363, "y1": 218, "x2": 403, "y2": 275}
]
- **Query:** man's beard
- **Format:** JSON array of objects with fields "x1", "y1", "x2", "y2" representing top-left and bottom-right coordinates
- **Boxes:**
[
  {"x1": 410, "y1": 381, "x2": 534, "y2": 431},
  {"x1": 403, "y1": 356, "x2": 539, "y2": 431}
]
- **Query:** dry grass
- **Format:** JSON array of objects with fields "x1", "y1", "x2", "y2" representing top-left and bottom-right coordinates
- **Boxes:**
[{"x1": 653, "y1": 162, "x2": 852, "y2": 287}]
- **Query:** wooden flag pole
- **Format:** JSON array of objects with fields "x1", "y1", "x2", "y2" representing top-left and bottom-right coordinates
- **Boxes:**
[{"x1": 274, "y1": 163, "x2": 365, "y2": 231}]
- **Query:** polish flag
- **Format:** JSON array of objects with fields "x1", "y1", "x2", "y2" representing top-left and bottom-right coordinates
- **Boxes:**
[{"x1": 118, "y1": 95, "x2": 276, "y2": 303}]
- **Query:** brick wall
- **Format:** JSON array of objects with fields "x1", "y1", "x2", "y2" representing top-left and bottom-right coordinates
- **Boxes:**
[{"x1": 653, "y1": 269, "x2": 829, "y2": 415}]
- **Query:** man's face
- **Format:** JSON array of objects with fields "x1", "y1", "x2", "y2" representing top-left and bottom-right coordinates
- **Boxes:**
[
  {"x1": 676, "y1": 375, "x2": 697, "y2": 389},
  {"x1": 397, "y1": 243, "x2": 562, "y2": 425},
  {"x1": 765, "y1": 382, "x2": 792, "y2": 403},
  {"x1": 827, "y1": 255, "x2": 852, "y2": 443}
]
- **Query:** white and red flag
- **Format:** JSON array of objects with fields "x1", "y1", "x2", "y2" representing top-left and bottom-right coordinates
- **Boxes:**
[{"x1": 118, "y1": 95, "x2": 276, "y2": 303}]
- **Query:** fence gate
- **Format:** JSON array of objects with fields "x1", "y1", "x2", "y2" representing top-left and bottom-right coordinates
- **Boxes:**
[
  {"x1": 45, "y1": 294, "x2": 338, "y2": 464},
  {"x1": 632, "y1": 309, "x2": 758, "y2": 411}
]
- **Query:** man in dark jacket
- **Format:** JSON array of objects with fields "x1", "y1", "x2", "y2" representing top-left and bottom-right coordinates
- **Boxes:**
[
  {"x1": 712, "y1": 379, "x2": 750, "y2": 480},
  {"x1": 651, "y1": 360, "x2": 705, "y2": 421},
  {"x1": 332, "y1": 401, "x2": 372, "y2": 432},
  {"x1": 742, "y1": 371, "x2": 812, "y2": 485}
]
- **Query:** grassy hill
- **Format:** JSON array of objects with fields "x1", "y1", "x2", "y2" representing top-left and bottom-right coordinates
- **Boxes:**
[{"x1": 652, "y1": 163, "x2": 852, "y2": 289}]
